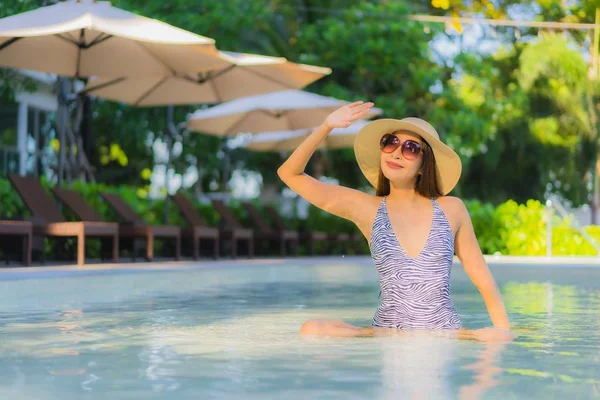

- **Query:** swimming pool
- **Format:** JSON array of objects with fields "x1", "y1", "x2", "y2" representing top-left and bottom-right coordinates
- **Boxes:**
[{"x1": 0, "y1": 257, "x2": 599, "y2": 399}]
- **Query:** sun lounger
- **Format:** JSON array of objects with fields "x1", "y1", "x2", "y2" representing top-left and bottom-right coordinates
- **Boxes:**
[
  {"x1": 8, "y1": 174, "x2": 118, "y2": 266},
  {"x1": 242, "y1": 202, "x2": 298, "y2": 256},
  {"x1": 263, "y1": 204, "x2": 327, "y2": 255},
  {"x1": 0, "y1": 220, "x2": 32, "y2": 266},
  {"x1": 210, "y1": 199, "x2": 253, "y2": 258},
  {"x1": 100, "y1": 192, "x2": 181, "y2": 261},
  {"x1": 171, "y1": 193, "x2": 219, "y2": 259}
]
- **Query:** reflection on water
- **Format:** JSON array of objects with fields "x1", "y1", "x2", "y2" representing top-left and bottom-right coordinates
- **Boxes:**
[
  {"x1": 0, "y1": 262, "x2": 599, "y2": 399},
  {"x1": 379, "y1": 337, "x2": 457, "y2": 399},
  {"x1": 140, "y1": 325, "x2": 181, "y2": 393},
  {"x1": 459, "y1": 342, "x2": 507, "y2": 400},
  {"x1": 503, "y1": 281, "x2": 580, "y2": 316}
]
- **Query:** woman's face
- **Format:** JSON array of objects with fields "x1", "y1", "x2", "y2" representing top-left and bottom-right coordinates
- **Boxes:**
[{"x1": 379, "y1": 130, "x2": 424, "y2": 184}]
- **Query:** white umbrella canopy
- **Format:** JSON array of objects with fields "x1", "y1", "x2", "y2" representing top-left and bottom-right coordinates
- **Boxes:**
[
  {"x1": 0, "y1": 0, "x2": 227, "y2": 78},
  {"x1": 244, "y1": 120, "x2": 372, "y2": 152},
  {"x1": 80, "y1": 51, "x2": 332, "y2": 106},
  {"x1": 187, "y1": 90, "x2": 382, "y2": 135}
]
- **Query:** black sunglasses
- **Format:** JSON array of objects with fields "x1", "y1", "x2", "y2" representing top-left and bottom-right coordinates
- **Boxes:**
[{"x1": 379, "y1": 134, "x2": 423, "y2": 160}]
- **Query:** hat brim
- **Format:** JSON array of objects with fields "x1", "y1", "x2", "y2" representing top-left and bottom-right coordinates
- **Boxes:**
[{"x1": 353, "y1": 119, "x2": 462, "y2": 195}]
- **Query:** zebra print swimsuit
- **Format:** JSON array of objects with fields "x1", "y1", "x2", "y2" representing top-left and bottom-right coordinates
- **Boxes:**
[{"x1": 370, "y1": 196, "x2": 462, "y2": 330}]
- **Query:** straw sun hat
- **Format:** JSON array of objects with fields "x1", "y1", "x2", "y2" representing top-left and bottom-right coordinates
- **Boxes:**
[{"x1": 353, "y1": 118, "x2": 462, "y2": 195}]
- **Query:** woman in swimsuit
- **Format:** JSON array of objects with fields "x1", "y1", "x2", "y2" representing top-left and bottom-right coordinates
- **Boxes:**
[{"x1": 277, "y1": 101, "x2": 513, "y2": 342}]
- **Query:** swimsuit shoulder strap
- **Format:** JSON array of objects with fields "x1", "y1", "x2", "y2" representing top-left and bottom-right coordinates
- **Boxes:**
[{"x1": 370, "y1": 196, "x2": 388, "y2": 241}]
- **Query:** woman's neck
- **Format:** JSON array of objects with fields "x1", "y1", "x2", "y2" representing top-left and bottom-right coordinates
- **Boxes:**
[{"x1": 386, "y1": 186, "x2": 423, "y2": 205}]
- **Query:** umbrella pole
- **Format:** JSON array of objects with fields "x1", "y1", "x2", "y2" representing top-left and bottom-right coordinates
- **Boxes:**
[
  {"x1": 221, "y1": 144, "x2": 230, "y2": 192},
  {"x1": 56, "y1": 77, "x2": 69, "y2": 186},
  {"x1": 163, "y1": 104, "x2": 177, "y2": 225}
]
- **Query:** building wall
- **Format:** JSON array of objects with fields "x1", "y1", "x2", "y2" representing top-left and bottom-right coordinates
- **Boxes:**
[{"x1": 0, "y1": 70, "x2": 57, "y2": 176}]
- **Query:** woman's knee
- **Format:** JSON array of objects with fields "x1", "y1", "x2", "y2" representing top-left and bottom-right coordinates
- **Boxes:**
[
  {"x1": 299, "y1": 319, "x2": 327, "y2": 335},
  {"x1": 299, "y1": 319, "x2": 363, "y2": 336}
]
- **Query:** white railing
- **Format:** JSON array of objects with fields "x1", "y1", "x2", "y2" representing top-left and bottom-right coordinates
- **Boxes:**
[{"x1": 545, "y1": 196, "x2": 600, "y2": 256}]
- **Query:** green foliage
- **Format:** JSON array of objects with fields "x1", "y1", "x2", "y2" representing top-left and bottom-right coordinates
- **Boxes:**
[
  {"x1": 0, "y1": 177, "x2": 28, "y2": 219},
  {"x1": 461, "y1": 34, "x2": 597, "y2": 206},
  {"x1": 0, "y1": 1, "x2": 45, "y2": 103},
  {"x1": 476, "y1": 198, "x2": 600, "y2": 256},
  {"x1": 494, "y1": 199, "x2": 547, "y2": 255},
  {"x1": 113, "y1": 0, "x2": 278, "y2": 54},
  {"x1": 427, "y1": 70, "x2": 499, "y2": 185},
  {"x1": 0, "y1": 0, "x2": 47, "y2": 19},
  {"x1": 288, "y1": 1, "x2": 444, "y2": 189},
  {"x1": 518, "y1": 33, "x2": 588, "y2": 94},
  {"x1": 0, "y1": 69, "x2": 38, "y2": 104},
  {"x1": 463, "y1": 199, "x2": 504, "y2": 255},
  {"x1": 296, "y1": 2, "x2": 439, "y2": 100},
  {"x1": 553, "y1": 224, "x2": 600, "y2": 256},
  {"x1": 518, "y1": 34, "x2": 595, "y2": 205}
]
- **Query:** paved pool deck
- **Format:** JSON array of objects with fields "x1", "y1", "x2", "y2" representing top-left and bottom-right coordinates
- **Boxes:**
[{"x1": 0, "y1": 255, "x2": 598, "y2": 280}]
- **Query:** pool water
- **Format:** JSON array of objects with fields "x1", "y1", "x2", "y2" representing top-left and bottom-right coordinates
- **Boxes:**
[{"x1": 1, "y1": 257, "x2": 599, "y2": 399}]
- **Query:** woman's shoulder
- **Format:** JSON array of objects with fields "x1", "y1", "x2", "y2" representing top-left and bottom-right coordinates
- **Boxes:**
[
  {"x1": 435, "y1": 196, "x2": 469, "y2": 221},
  {"x1": 436, "y1": 195, "x2": 464, "y2": 207}
]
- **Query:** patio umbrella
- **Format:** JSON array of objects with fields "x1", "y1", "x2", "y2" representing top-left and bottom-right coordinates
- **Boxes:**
[
  {"x1": 79, "y1": 51, "x2": 331, "y2": 223},
  {"x1": 243, "y1": 120, "x2": 374, "y2": 186},
  {"x1": 188, "y1": 91, "x2": 379, "y2": 195},
  {"x1": 0, "y1": 0, "x2": 228, "y2": 185},
  {"x1": 0, "y1": 0, "x2": 227, "y2": 77},
  {"x1": 80, "y1": 51, "x2": 332, "y2": 106},
  {"x1": 243, "y1": 120, "x2": 372, "y2": 152},
  {"x1": 187, "y1": 90, "x2": 381, "y2": 135}
]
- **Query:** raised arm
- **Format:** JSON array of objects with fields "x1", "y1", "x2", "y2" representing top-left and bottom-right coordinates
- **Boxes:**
[{"x1": 277, "y1": 102, "x2": 378, "y2": 228}]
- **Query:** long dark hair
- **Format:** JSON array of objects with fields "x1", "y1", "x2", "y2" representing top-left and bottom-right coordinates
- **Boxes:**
[{"x1": 375, "y1": 139, "x2": 443, "y2": 198}]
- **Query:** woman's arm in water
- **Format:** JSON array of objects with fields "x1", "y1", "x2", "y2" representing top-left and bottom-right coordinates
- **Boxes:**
[
  {"x1": 277, "y1": 102, "x2": 376, "y2": 226},
  {"x1": 449, "y1": 197, "x2": 512, "y2": 332}
]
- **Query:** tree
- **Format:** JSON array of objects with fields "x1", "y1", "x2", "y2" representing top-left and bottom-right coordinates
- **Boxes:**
[{"x1": 424, "y1": 0, "x2": 600, "y2": 212}]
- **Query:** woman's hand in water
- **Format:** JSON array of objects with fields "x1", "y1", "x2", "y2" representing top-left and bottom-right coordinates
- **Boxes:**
[
  {"x1": 474, "y1": 327, "x2": 515, "y2": 342},
  {"x1": 325, "y1": 101, "x2": 374, "y2": 129}
]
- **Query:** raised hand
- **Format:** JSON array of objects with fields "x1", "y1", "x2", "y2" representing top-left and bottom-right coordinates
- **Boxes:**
[{"x1": 325, "y1": 101, "x2": 375, "y2": 129}]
